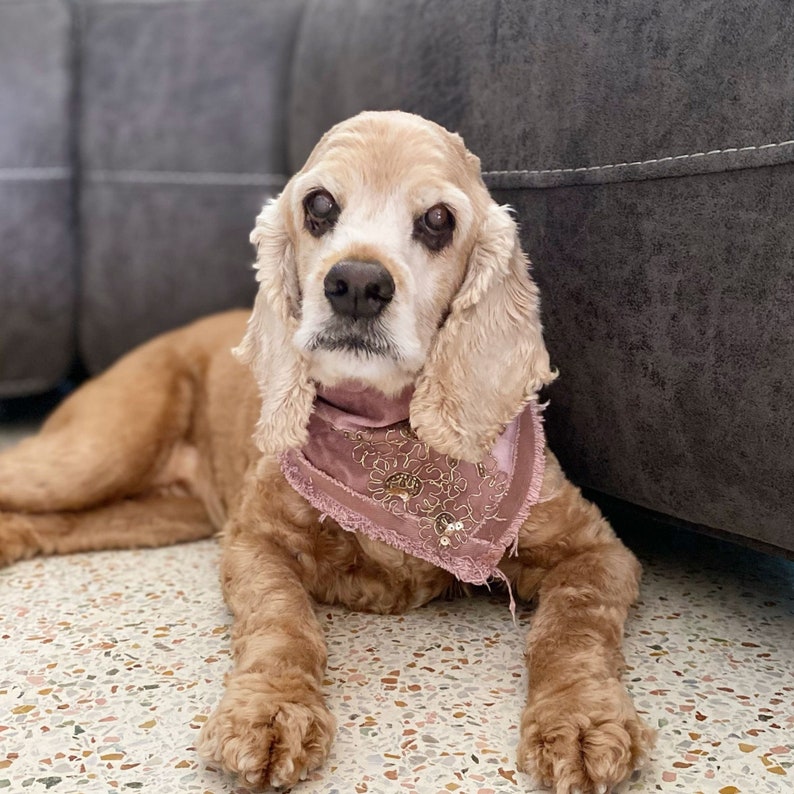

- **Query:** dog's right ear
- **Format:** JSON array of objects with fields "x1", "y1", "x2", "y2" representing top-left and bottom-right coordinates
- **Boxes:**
[{"x1": 233, "y1": 195, "x2": 316, "y2": 455}]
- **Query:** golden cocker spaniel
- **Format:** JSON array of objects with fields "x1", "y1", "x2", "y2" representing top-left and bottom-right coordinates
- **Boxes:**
[{"x1": 0, "y1": 111, "x2": 654, "y2": 793}]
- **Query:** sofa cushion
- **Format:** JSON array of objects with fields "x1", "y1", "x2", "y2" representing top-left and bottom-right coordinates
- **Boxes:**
[
  {"x1": 0, "y1": 0, "x2": 75, "y2": 397},
  {"x1": 288, "y1": 0, "x2": 794, "y2": 175},
  {"x1": 287, "y1": 0, "x2": 794, "y2": 552},
  {"x1": 78, "y1": 0, "x2": 304, "y2": 371}
]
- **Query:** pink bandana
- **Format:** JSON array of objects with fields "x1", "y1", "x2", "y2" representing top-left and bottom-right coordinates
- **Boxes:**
[{"x1": 280, "y1": 382, "x2": 546, "y2": 588}]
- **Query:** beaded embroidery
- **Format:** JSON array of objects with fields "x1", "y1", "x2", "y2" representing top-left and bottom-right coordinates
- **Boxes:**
[
  {"x1": 280, "y1": 383, "x2": 546, "y2": 587},
  {"x1": 342, "y1": 421, "x2": 509, "y2": 558}
]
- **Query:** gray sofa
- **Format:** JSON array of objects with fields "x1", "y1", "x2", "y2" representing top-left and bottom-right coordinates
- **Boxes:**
[{"x1": 1, "y1": 0, "x2": 792, "y2": 556}]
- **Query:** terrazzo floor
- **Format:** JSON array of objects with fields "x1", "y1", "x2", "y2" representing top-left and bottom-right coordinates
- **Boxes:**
[{"x1": 0, "y1": 428, "x2": 792, "y2": 794}]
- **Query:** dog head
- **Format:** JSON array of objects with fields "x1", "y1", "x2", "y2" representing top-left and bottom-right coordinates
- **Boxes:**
[{"x1": 236, "y1": 111, "x2": 555, "y2": 462}]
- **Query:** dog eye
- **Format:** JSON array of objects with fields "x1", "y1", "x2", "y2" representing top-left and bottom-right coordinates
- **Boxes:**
[
  {"x1": 425, "y1": 205, "x2": 451, "y2": 231},
  {"x1": 414, "y1": 203, "x2": 455, "y2": 252},
  {"x1": 304, "y1": 189, "x2": 340, "y2": 237}
]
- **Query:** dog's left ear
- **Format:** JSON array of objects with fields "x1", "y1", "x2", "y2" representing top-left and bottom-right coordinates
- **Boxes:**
[
  {"x1": 410, "y1": 202, "x2": 557, "y2": 462},
  {"x1": 233, "y1": 195, "x2": 316, "y2": 455}
]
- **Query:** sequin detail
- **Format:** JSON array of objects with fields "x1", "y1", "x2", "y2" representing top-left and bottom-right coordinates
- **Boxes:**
[{"x1": 343, "y1": 421, "x2": 509, "y2": 556}]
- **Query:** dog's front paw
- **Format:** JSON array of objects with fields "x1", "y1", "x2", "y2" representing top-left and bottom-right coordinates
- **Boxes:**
[
  {"x1": 518, "y1": 679, "x2": 654, "y2": 794},
  {"x1": 198, "y1": 676, "x2": 336, "y2": 789}
]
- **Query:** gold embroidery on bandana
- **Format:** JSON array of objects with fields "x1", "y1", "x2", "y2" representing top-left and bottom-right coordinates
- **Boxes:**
[{"x1": 343, "y1": 421, "x2": 509, "y2": 553}]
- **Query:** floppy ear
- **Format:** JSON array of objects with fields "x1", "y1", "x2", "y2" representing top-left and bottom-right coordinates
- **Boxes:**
[
  {"x1": 233, "y1": 196, "x2": 316, "y2": 455},
  {"x1": 410, "y1": 202, "x2": 556, "y2": 462}
]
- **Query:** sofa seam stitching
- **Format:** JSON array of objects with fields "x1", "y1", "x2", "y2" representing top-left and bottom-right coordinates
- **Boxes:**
[{"x1": 481, "y1": 139, "x2": 794, "y2": 178}]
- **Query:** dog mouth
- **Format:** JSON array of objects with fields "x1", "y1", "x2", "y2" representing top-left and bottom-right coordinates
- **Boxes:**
[{"x1": 306, "y1": 321, "x2": 400, "y2": 360}]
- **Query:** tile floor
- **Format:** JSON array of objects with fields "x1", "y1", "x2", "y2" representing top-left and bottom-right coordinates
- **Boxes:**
[{"x1": 0, "y1": 424, "x2": 792, "y2": 794}]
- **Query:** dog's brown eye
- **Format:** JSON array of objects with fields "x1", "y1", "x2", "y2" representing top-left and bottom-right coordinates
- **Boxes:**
[
  {"x1": 304, "y1": 189, "x2": 340, "y2": 237},
  {"x1": 425, "y1": 205, "x2": 451, "y2": 231},
  {"x1": 414, "y1": 203, "x2": 455, "y2": 252}
]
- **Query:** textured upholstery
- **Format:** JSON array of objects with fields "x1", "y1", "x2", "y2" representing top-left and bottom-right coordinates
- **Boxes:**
[
  {"x1": 0, "y1": 0, "x2": 75, "y2": 396},
  {"x1": 289, "y1": 0, "x2": 794, "y2": 552},
  {"x1": 518, "y1": 168, "x2": 794, "y2": 551},
  {"x1": 288, "y1": 0, "x2": 794, "y2": 173},
  {"x1": 78, "y1": 0, "x2": 303, "y2": 370}
]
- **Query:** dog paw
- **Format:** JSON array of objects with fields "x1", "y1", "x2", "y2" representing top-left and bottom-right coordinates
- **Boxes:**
[
  {"x1": 517, "y1": 680, "x2": 654, "y2": 794},
  {"x1": 198, "y1": 678, "x2": 336, "y2": 789},
  {"x1": 0, "y1": 513, "x2": 38, "y2": 568}
]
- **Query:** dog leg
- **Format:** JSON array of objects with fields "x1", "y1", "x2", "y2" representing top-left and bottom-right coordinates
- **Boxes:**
[
  {"x1": 198, "y1": 470, "x2": 335, "y2": 789},
  {"x1": 502, "y1": 456, "x2": 655, "y2": 794},
  {"x1": 0, "y1": 493, "x2": 215, "y2": 567},
  {"x1": 0, "y1": 343, "x2": 194, "y2": 514}
]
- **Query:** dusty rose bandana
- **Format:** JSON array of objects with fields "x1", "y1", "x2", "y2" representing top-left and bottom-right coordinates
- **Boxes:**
[{"x1": 280, "y1": 381, "x2": 546, "y2": 590}]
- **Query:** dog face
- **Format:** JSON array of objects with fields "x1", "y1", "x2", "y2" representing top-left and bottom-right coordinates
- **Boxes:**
[
  {"x1": 236, "y1": 111, "x2": 555, "y2": 462},
  {"x1": 285, "y1": 117, "x2": 486, "y2": 393}
]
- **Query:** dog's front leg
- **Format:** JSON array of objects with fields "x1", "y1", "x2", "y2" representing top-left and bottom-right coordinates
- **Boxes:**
[
  {"x1": 505, "y1": 456, "x2": 655, "y2": 794},
  {"x1": 198, "y1": 473, "x2": 335, "y2": 789}
]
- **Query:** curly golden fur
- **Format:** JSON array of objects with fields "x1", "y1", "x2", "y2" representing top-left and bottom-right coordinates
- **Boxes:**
[{"x1": 0, "y1": 111, "x2": 654, "y2": 793}]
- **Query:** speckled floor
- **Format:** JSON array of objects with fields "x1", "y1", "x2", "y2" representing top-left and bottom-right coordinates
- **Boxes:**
[{"x1": 0, "y1": 429, "x2": 792, "y2": 794}]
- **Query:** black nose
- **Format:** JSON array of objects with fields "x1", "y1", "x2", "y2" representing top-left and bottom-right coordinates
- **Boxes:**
[{"x1": 323, "y1": 260, "x2": 395, "y2": 319}]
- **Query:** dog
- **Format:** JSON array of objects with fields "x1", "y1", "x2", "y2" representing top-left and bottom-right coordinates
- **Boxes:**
[{"x1": 0, "y1": 111, "x2": 654, "y2": 793}]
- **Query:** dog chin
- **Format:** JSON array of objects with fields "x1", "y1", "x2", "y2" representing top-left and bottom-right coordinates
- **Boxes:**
[{"x1": 307, "y1": 347, "x2": 419, "y2": 395}]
